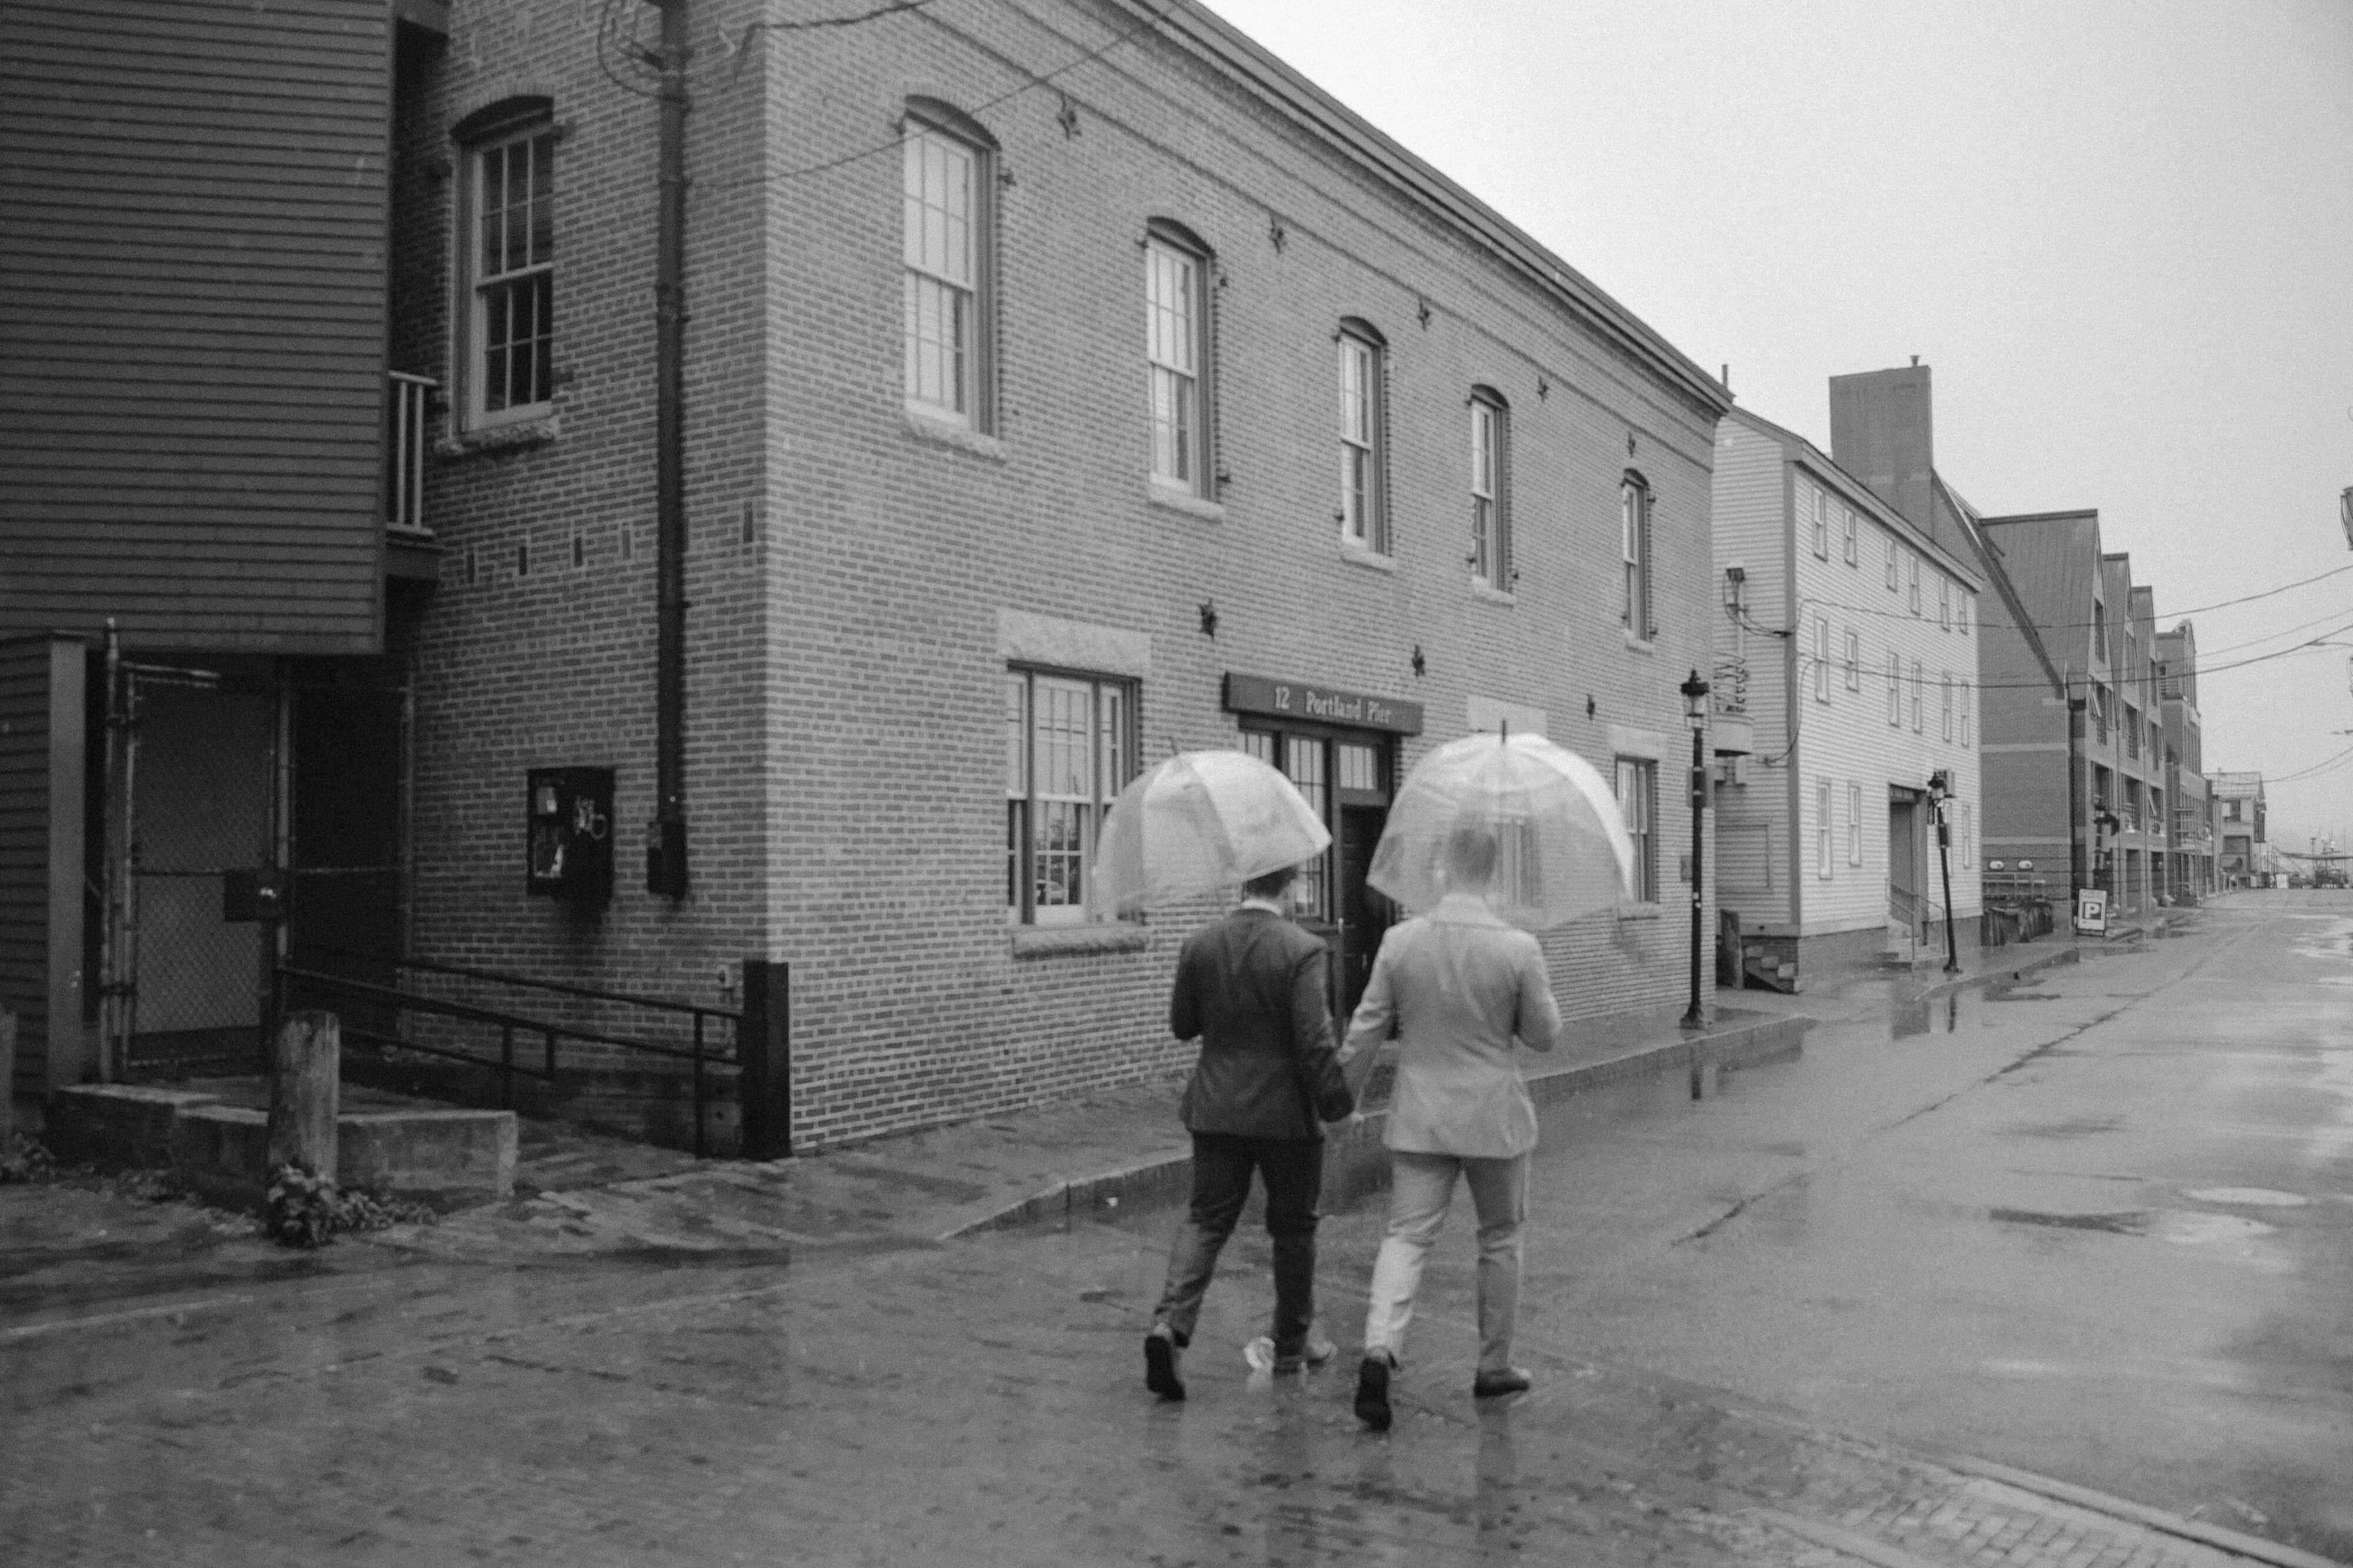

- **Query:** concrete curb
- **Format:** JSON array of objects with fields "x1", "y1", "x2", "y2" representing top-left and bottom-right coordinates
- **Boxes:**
[
  {"x1": 941, "y1": 1010, "x2": 1812, "y2": 1240},
  {"x1": 1925, "y1": 1453, "x2": 2349, "y2": 1568}
]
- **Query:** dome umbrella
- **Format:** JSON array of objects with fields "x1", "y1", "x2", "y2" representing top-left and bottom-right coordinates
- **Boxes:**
[
  {"x1": 1368, "y1": 730, "x2": 1637, "y2": 931},
  {"x1": 1089, "y1": 749, "x2": 1332, "y2": 917}
]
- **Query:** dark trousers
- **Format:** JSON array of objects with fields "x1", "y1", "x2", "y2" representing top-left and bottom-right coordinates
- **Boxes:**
[{"x1": 1152, "y1": 1131, "x2": 1325, "y2": 1357}]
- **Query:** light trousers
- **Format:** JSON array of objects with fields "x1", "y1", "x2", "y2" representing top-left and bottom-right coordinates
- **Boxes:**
[{"x1": 1361, "y1": 1150, "x2": 1528, "y2": 1375}]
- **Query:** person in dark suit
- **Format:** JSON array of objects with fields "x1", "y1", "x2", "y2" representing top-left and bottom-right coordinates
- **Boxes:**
[{"x1": 1144, "y1": 860, "x2": 1354, "y2": 1401}]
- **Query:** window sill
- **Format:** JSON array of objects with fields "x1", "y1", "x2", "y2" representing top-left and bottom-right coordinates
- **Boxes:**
[
  {"x1": 1011, "y1": 923, "x2": 1150, "y2": 958},
  {"x1": 436, "y1": 414, "x2": 560, "y2": 458},
  {"x1": 902, "y1": 404, "x2": 1005, "y2": 461},
  {"x1": 1622, "y1": 630, "x2": 1655, "y2": 655},
  {"x1": 1616, "y1": 903, "x2": 1662, "y2": 921},
  {"x1": 1470, "y1": 578, "x2": 1515, "y2": 605},
  {"x1": 1338, "y1": 538, "x2": 1396, "y2": 573},
  {"x1": 1147, "y1": 481, "x2": 1224, "y2": 523}
]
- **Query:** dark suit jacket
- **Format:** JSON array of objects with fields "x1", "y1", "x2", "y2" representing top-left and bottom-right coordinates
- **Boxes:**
[{"x1": 1170, "y1": 906, "x2": 1352, "y2": 1142}]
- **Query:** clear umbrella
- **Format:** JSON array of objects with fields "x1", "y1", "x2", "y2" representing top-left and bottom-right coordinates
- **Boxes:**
[
  {"x1": 1368, "y1": 730, "x2": 1637, "y2": 930},
  {"x1": 1089, "y1": 749, "x2": 1332, "y2": 916}
]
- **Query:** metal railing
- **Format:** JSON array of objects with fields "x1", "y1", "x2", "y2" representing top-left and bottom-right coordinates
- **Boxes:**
[
  {"x1": 278, "y1": 946, "x2": 743, "y2": 1157},
  {"x1": 386, "y1": 371, "x2": 436, "y2": 533}
]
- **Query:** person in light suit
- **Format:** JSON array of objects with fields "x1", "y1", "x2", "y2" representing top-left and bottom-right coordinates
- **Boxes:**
[
  {"x1": 1144, "y1": 860, "x2": 1355, "y2": 1402},
  {"x1": 1338, "y1": 825, "x2": 1563, "y2": 1431}
]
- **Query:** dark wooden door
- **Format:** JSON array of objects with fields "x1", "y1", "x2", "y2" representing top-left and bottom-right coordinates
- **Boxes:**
[{"x1": 1338, "y1": 803, "x2": 1392, "y2": 1017}]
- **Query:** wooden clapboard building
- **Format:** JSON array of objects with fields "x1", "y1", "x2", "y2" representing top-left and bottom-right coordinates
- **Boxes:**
[{"x1": 0, "y1": 0, "x2": 447, "y2": 1113}]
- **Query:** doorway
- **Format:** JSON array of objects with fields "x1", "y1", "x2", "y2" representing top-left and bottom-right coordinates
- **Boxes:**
[
  {"x1": 1887, "y1": 788, "x2": 1922, "y2": 940},
  {"x1": 1239, "y1": 725, "x2": 1395, "y2": 1020}
]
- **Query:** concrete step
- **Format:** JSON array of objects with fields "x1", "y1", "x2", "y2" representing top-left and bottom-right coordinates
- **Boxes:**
[{"x1": 43, "y1": 1082, "x2": 515, "y2": 1210}]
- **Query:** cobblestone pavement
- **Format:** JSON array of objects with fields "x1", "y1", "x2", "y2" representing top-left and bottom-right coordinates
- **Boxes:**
[
  {"x1": 4, "y1": 903, "x2": 2340, "y2": 1566},
  {"x1": 2, "y1": 1190, "x2": 2336, "y2": 1568}
]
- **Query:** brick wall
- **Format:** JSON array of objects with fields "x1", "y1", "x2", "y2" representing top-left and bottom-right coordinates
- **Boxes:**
[{"x1": 398, "y1": 0, "x2": 1727, "y2": 1148}]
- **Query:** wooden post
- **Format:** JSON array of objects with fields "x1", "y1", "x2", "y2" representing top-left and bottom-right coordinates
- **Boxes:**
[
  {"x1": 1, "y1": 1007, "x2": 16, "y2": 1153},
  {"x1": 267, "y1": 1009, "x2": 339, "y2": 1179},
  {"x1": 738, "y1": 959, "x2": 790, "y2": 1160}
]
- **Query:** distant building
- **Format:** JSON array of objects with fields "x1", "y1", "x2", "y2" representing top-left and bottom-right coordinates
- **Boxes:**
[
  {"x1": 2210, "y1": 772, "x2": 2267, "y2": 888},
  {"x1": 1709, "y1": 403, "x2": 1982, "y2": 988},
  {"x1": 2155, "y1": 622, "x2": 2214, "y2": 899},
  {"x1": 1970, "y1": 509, "x2": 2172, "y2": 915}
]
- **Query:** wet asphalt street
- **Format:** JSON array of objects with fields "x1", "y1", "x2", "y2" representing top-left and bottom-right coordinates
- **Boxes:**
[
  {"x1": 1, "y1": 892, "x2": 2346, "y2": 1565},
  {"x1": 1301, "y1": 892, "x2": 2353, "y2": 1554}
]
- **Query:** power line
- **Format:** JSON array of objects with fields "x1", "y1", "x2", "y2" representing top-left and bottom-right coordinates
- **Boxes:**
[
  {"x1": 709, "y1": 0, "x2": 1191, "y2": 191},
  {"x1": 2258, "y1": 741, "x2": 2353, "y2": 785}
]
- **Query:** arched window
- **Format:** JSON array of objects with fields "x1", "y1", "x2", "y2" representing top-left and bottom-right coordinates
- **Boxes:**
[
  {"x1": 454, "y1": 97, "x2": 555, "y2": 429},
  {"x1": 1337, "y1": 319, "x2": 1388, "y2": 552},
  {"x1": 902, "y1": 99, "x2": 998, "y2": 429},
  {"x1": 1621, "y1": 471, "x2": 1652, "y2": 637},
  {"x1": 1144, "y1": 219, "x2": 1213, "y2": 495},
  {"x1": 1469, "y1": 386, "x2": 1510, "y2": 589}
]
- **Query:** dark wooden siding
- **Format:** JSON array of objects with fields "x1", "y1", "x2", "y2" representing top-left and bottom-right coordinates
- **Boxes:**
[
  {"x1": 1, "y1": 639, "x2": 57, "y2": 1096},
  {"x1": 0, "y1": 0, "x2": 391, "y2": 653}
]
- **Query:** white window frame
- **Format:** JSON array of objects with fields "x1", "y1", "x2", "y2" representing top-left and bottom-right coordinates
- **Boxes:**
[
  {"x1": 459, "y1": 109, "x2": 556, "y2": 431},
  {"x1": 1939, "y1": 576, "x2": 1952, "y2": 630},
  {"x1": 1959, "y1": 683, "x2": 1972, "y2": 747},
  {"x1": 1814, "y1": 617, "x2": 1831, "y2": 703},
  {"x1": 1884, "y1": 531, "x2": 1898, "y2": 592},
  {"x1": 903, "y1": 106, "x2": 994, "y2": 428},
  {"x1": 1816, "y1": 777, "x2": 1834, "y2": 879},
  {"x1": 1887, "y1": 650, "x2": 1902, "y2": 727},
  {"x1": 1960, "y1": 800, "x2": 1974, "y2": 868},
  {"x1": 1844, "y1": 628, "x2": 1861, "y2": 690},
  {"x1": 1809, "y1": 483, "x2": 1829, "y2": 559},
  {"x1": 1006, "y1": 668, "x2": 1135, "y2": 925},
  {"x1": 1941, "y1": 673, "x2": 1954, "y2": 740},
  {"x1": 1337, "y1": 322, "x2": 1387, "y2": 552},
  {"x1": 1847, "y1": 781, "x2": 1864, "y2": 865},
  {"x1": 1622, "y1": 473, "x2": 1654, "y2": 638},
  {"x1": 1842, "y1": 505, "x2": 1858, "y2": 565},
  {"x1": 1146, "y1": 225, "x2": 1211, "y2": 495},
  {"x1": 1614, "y1": 757, "x2": 1657, "y2": 902},
  {"x1": 1911, "y1": 659, "x2": 1924, "y2": 732},
  {"x1": 1958, "y1": 595, "x2": 1971, "y2": 636},
  {"x1": 1908, "y1": 553, "x2": 1922, "y2": 615},
  {"x1": 1469, "y1": 388, "x2": 1510, "y2": 589}
]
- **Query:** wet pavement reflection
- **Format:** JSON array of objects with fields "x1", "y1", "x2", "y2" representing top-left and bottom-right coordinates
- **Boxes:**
[{"x1": 5, "y1": 898, "x2": 2351, "y2": 1564}]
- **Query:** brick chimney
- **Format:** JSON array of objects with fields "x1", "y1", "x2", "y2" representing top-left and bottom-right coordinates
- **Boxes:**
[{"x1": 1828, "y1": 362, "x2": 1937, "y2": 539}]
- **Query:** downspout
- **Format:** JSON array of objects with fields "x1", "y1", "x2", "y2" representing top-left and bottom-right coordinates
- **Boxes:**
[{"x1": 647, "y1": 0, "x2": 691, "y2": 896}]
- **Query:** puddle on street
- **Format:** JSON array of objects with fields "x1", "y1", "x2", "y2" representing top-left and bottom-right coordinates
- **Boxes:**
[
  {"x1": 2182, "y1": 1187, "x2": 2309, "y2": 1208},
  {"x1": 1889, "y1": 990, "x2": 1967, "y2": 1039},
  {"x1": 1989, "y1": 1207, "x2": 2277, "y2": 1246}
]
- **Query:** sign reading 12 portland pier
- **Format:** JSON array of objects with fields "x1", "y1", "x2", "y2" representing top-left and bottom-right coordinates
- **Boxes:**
[{"x1": 1222, "y1": 672, "x2": 1424, "y2": 735}]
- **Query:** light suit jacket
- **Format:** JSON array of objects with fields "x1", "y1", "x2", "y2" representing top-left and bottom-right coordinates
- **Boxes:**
[{"x1": 1341, "y1": 892, "x2": 1563, "y2": 1159}]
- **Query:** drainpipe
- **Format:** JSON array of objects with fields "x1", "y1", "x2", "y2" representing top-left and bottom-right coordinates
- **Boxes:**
[
  {"x1": 646, "y1": 0, "x2": 691, "y2": 897},
  {"x1": 2066, "y1": 686, "x2": 2086, "y2": 906}
]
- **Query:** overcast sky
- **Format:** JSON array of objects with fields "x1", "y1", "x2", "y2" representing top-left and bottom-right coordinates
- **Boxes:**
[{"x1": 1203, "y1": 0, "x2": 2353, "y2": 851}]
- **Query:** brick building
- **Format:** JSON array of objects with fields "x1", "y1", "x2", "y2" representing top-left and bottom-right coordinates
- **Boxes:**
[
  {"x1": 1710, "y1": 399, "x2": 1983, "y2": 990},
  {"x1": 1973, "y1": 508, "x2": 2179, "y2": 915},
  {"x1": 2154, "y1": 620, "x2": 2213, "y2": 900},
  {"x1": 389, "y1": 0, "x2": 1735, "y2": 1149}
]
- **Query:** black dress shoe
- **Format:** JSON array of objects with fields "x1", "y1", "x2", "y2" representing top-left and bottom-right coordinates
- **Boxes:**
[
  {"x1": 1145, "y1": 1329, "x2": 1185, "y2": 1401},
  {"x1": 1354, "y1": 1355, "x2": 1393, "y2": 1432},
  {"x1": 1472, "y1": 1366, "x2": 1532, "y2": 1399}
]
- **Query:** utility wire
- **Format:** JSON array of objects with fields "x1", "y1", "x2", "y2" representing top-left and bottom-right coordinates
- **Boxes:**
[
  {"x1": 711, "y1": 0, "x2": 1189, "y2": 189},
  {"x1": 1792, "y1": 559, "x2": 2353, "y2": 639},
  {"x1": 2258, "y1": 740, "x2": 2353, "y2": 785}
]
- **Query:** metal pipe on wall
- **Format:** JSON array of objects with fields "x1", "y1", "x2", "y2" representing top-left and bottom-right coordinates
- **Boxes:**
[{"x1": 647, "y1": 0, "x2": 691, "y2": 897}]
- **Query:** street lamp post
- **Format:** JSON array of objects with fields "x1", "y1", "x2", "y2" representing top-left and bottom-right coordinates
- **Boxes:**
[
  {"x1": 1928, "y1": 769, "x2": 1961, "y2": 973},
  {"x1": 1680, "y1": 669, "x2": 1711, "y2": 1030}
]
